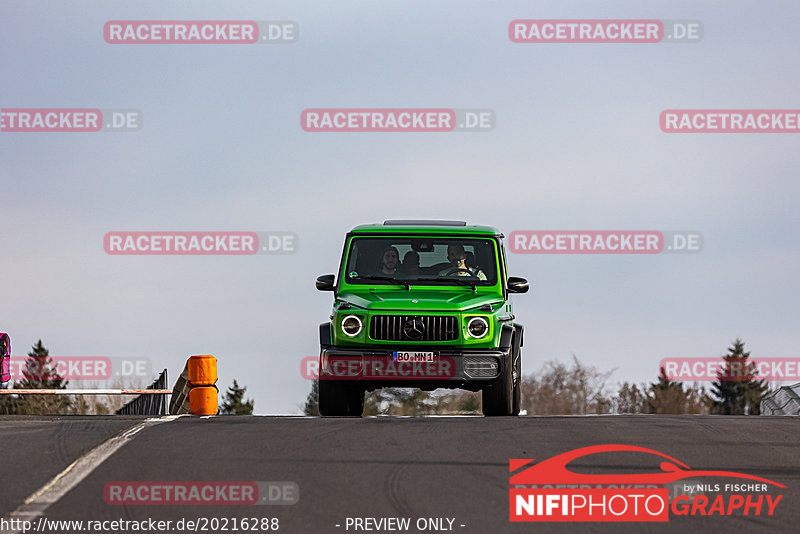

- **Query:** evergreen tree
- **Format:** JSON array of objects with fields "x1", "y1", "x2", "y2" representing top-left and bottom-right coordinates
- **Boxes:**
[
  {"x1": 641, "y1": 366, "x2": 713, "y2": 414},
  {"x1": 13, "y1": 340, "x2": 74, "y2": 414},
  {"x1": 651, "y1": 366, "x2": 683, "y2": 392},
  {"x1": 303, "y1": 380, "x2": 320, "y2": 416},
  {"x1": 646, "y1": 366, "x2": 687, "y2": 414},
  {"x1": 711, "y1": 339, "x2": 766, "y2": 415},
  {"x1": 220, "y1": 379, "x2": 254, "y2": 415}
]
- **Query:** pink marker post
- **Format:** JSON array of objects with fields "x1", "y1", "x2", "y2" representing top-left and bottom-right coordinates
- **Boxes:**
[{"x1": 0, "y1": 333, "x2": 10, "y2": 387}]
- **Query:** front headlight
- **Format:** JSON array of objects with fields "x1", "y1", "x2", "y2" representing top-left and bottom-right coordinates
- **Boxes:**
[
  {"x1": 466, "y1": 317, "x2": 489, "y2": 339},
  {"x1": 341, "y1": 315, "x2": 363, "y2": 337}
]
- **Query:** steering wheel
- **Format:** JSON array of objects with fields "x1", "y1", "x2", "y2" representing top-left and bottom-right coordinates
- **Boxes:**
[{"x1": 444, "y1": 267, "x2": 472, "y2": 276}]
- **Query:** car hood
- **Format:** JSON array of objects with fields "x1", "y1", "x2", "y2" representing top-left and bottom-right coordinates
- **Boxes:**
[{"x1": 337, "y1": 289, "x2": 502, "y2": 312}]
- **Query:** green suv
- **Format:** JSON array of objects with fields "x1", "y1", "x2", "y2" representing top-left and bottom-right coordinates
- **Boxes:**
[{"x1": 315, "y1": 220, "x2": 529, "y2": 416}]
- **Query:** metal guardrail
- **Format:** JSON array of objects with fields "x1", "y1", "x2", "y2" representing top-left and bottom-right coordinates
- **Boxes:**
[
  {"x1": 169, "y1": 362, "x2": 191, "y2": 415},
  {"x1": 0, "y1": 389, "x2": 172, "y2": 395},
  {"x1": 116, "y1": 369, "x2": 169, "y2": 415}
]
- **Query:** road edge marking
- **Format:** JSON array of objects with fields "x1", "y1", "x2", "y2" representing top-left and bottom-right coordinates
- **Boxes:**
[{"x1": 0, "y1": 415, "x2": 184, "y2": 533}]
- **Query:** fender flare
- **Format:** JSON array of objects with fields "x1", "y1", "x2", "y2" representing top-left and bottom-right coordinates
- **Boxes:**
[
  {"x1": 319, "y1": 322, "x2": 332, "y2": 348},
  {"x1": 513, "y1": 323, "x2": 524, "y2": 347},
  {"x1": 499, "y1": 323, "x2": 515, "y2": 352}
]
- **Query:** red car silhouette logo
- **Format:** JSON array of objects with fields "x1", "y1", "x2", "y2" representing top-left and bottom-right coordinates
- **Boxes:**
[{"x1": 510, "y1": 444, "x2": 785, "y2": 487}]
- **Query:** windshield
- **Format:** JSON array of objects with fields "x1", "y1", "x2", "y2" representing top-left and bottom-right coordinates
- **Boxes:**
[{"x1": 344, "y1": 237, "x2": 498, "y2": 286}]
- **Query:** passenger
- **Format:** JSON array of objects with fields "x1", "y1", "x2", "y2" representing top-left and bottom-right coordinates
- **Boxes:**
[
  {"x1": 401, "y1": 251, "x2": 421, "y2": 275},
  {"x1": 439, "y1": 244, "x2": 486, "y2": 280},
  {"x1": 375, "y1": 246, "x2": 400, "y2": 276}
]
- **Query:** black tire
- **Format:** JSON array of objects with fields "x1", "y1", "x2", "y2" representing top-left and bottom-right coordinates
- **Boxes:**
[
  {"x1": 512, "y1": 338, "x2": 521, "y2": 416},
  {"x1": 318, "y1": 380, "x2": 364, "y2": 417},
  {"x1": 482, "y1": 338, "x2": 515, "y2": 416}
]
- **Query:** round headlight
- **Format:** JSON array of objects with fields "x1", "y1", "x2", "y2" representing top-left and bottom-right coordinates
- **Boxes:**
[
  {"x1": 341, "y1": 315, "x2": 363, "y2": 337},
  {"x1": 467, "y1": 317, "x2": 489, "y2": 339}
]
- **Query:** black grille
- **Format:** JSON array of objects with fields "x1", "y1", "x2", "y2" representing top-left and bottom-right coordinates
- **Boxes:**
[{"x1": 369, "y1": 315, "x2": 458, "y2": 341}]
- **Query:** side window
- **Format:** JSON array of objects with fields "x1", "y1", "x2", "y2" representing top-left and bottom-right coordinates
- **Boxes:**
[
  {"x1": 395, "y1": 244, "x2": 412, "y2": 258},
  {"x1": 431, "y1": 245, "x2": 449, "y2": 265}
]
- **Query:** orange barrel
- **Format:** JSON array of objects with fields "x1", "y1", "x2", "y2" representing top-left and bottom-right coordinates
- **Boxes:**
[
  {"x1": 189, "y1": 385, "x2": 219, "y2": 415},
  {"x1": 187, "y1": 355, "x2": 217, "y2": 386}
]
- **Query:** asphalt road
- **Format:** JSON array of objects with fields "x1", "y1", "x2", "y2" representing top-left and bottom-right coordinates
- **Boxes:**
[
  {"x1": 0, "y1": 416, "x2": 142, "y2": 515},
  {"x1": 1, "y1": 415, "x2": 798, "y2": 534}
]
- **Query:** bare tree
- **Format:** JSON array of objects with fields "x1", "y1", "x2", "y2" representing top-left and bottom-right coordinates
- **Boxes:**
[{"x1": 520, "y1": 355, "x2": 615, "y2": 415}]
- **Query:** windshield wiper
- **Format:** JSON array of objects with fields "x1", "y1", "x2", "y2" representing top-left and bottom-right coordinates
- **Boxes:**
[
  {"x1": 357, "y1": 275, "x2": 410, "y2": 290},
  {"x1": 413, "y1": 277, "x2": 477, "y2": 291}
]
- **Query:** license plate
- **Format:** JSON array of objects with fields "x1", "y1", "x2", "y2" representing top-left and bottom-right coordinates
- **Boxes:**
[{"x1": 392, "y1": 351, "x2": 437, "y2": 363}]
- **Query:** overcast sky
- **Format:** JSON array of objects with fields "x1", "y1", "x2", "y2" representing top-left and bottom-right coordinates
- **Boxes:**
[{"x1": 1, "y1": 1, "x2": 798, "y2": 413}]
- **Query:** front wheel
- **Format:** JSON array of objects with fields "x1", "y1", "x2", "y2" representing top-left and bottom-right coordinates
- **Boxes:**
[
  {"x1": 318, "y1": 380, "x2": 364, "y2": 417},
  {"x1": 512, "y1": 342, "x2": 521, "y2": 416},
  {"x1": 482, "y1": 342, "x2": 515, "y2": 416}
]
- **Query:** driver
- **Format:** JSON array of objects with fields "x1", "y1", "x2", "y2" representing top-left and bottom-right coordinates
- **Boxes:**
[{"x1": 439, "y1": 244, "x2": 486, "y2": 280}]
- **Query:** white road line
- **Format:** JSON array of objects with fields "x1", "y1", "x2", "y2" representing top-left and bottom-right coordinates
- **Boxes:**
[{"x1": 0, "y1": 415, "x2": 183, "y2": 534}]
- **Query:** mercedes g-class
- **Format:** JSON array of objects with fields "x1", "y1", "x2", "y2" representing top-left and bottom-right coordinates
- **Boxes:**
[{"x1": 315, "y1": 220, "x2": 528, "y2": 416}]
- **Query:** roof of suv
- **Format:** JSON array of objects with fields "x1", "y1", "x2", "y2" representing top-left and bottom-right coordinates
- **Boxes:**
[{"x1": 350, "y1": 220, "x2": 503, "y2": 237}]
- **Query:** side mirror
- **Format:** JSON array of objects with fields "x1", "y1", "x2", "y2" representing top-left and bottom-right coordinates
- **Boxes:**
[
  {"x1": 507, "y1": 276, "x2": 529, "y2": 294},
  {"x1": 316, "y1": 274, "x2": 335, "y2": 291}
]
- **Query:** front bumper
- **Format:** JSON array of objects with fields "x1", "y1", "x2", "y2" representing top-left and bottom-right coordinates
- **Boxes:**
[{"x1": 319, "y1": 346, "x2": 509, "y2": 390}]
